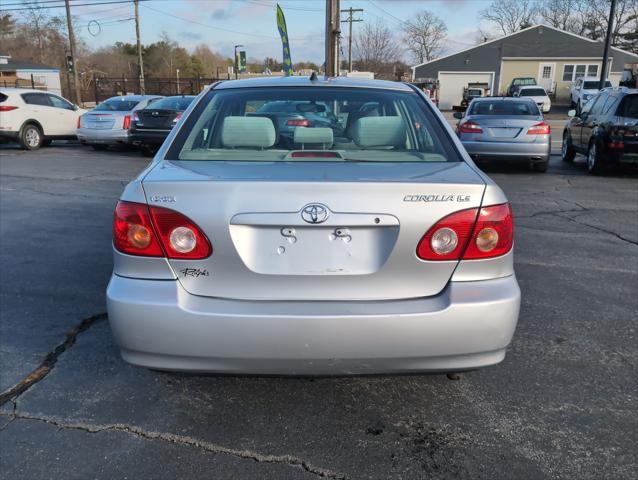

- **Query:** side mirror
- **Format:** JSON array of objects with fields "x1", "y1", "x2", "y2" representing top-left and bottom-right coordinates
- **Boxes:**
[
  {"x1": 73, "y1": 104, "x2": 79, "y2": 111},
  {"x1": 453, "y1": 112, "x2": 463, "y2": 119},
  {"x1": 567, "y1": 109, "x2": 576, "y2": 118}
]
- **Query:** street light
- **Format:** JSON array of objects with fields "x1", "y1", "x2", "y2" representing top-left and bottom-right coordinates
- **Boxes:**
[{"x1": 234, "y1": 44, "x2": 244, "y2": 80}]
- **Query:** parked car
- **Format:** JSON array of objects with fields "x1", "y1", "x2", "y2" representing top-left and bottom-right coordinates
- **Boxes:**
[
  {"x1": 506, "y1": 77, "x2": 536, "y2": 97},
  {"x1": 106, "y1": 76, "x2": 520, "y2": 375},
  {"x1": 513, "y1": 85, "x2": 551, "y2": 113},
  {"x1": 249, "y1": 100, "x2": 343, "y2": 146},
  {"x1": 0, "y1": 88, "x2": 85, "y2": 150},
  {"x1": 562, "y1": 87, "x2": 637, "y2": 174},
  {"x1": 570, "y1": 77, "x2": 613, "y2": 110},
  {"x1": 454, "y1": 97, "x2": 550, "y2": 172},
  {"x1": 77, "y1": 95, "x2": 162, "y2": 150},
  {"x1": 130, "y1": 95, "x2": 196, "y2": 156}
]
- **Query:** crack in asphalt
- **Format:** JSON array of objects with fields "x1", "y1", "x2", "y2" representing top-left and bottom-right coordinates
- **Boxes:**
[
  {"x1": 0, "y1": 411, "x2": 349, "y2": 479},
  {"x1": 0, "y1": 313, "x2": 107, "y2": 407},
  {"x1": 553, "y1": 213, "x2": 638, "y2": 246}
]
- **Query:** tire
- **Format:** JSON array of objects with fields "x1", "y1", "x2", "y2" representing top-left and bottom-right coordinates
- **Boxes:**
[
  {"x1": 586, "y1": 139, "x2": 604, "y2": 175},
  {"x1": 20, "y1": 124, "x2": 43, "y2": 150},
  {"x1": 561, "y1": 131, "x2": 576, "y2": 162},
  {"x1": 92, "y1": 144, "x2": 108, "y2": 151},
  {"x1": 532, "y1": 160, "x2": 549, "y2": 173}
]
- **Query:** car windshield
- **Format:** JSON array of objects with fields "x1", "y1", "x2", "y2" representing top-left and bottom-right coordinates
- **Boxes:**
[
  {"x1": 617, "y1": 95, "x2": 638, "y2": 119},
  {"x1": 168, "y1": 86, "x2": 458, "y2": 163},
  {"x1": 467, "y1": 89, "x2": 482, "y2": 97},
  {"x1": 94, "y1": 98, "x2": 140, "y2": 112},
  {"x1": 148, "y1": 96, "x2": 195, "y2": 111},
  {"x1": 469, "y1": 100, "x2": 540, "y2": 116},
  {"x1": 583, "y1": 81, "x2": 612, "y2": 89},
  {"x1": 519, "y1": 88, "x2": 546, "y2": 96}
]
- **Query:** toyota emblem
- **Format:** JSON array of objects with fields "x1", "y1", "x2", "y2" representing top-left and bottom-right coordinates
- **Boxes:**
[{"x1": 301, "y1": 204, "x2": 329, "y2": 224}]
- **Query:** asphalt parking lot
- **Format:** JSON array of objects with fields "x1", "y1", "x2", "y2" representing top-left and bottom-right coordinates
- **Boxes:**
[{"x1": 1, "y1": 137, "x2": 637, "y2": 479}]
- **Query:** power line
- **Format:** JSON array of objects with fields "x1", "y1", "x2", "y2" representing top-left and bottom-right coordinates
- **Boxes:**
[{"x1": 0, "y1": 0, "x2": 139, "y2": 13}]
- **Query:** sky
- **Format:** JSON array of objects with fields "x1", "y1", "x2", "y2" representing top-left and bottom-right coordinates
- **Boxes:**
[{"x1": 23, "y1": 0, "x2": 497, "y2": 64}]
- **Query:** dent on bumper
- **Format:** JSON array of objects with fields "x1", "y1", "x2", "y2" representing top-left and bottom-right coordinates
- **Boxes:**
[{"x1": 106, "y1": 275, "x2": 520, "y2": 374}]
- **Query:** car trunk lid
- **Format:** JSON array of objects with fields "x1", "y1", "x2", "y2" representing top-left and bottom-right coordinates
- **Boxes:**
[
  {"x1": 137, "y1": 109, "x2": 180, "y2": 129},
  {"x1": 468, "y1": 116, "x2": 543, "y2": 142},
  {"x1": 141, "y1": 161, "x2": 486, "y2": 301}
]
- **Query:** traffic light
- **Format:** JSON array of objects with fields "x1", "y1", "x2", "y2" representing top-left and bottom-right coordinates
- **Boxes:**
[{"x1": 66, "y1": 55, "x2": 74, "y2": 74}]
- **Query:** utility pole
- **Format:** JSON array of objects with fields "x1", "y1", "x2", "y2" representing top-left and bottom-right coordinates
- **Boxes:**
[
  {"x1": 324, "y1": 0, "x2": 341, "y2": 76},
  {"x1": 234, "y1": 44, "x2": 243, "y2": 80},
  {"x1": 599, "y1": 0, "x2": 616, "y2": 90},
  {"x1": 64, "y1": 0, "x2": 82, "y2": 105},
  {"x1": 134, "y1": 0, "x2": 145, "y2": 94},
  {"x1": 341, "y1": 7, "x2": 362, "y2": 73}
]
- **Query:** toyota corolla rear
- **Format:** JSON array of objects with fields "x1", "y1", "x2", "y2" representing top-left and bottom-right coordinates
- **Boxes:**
[{"x1": 106, "y1": 78, "x2": 520, "y2": 375}]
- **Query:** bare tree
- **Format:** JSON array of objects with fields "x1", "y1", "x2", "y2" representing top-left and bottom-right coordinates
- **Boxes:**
[
  {"x1": 480, "y1": 0, "x2": 537, "y2": 35},
  {"x1": 536, "y1": 0, "x2": 579, "y2": 32},
  {"x1": 402, "y1": 10, "x2": 447, "y2": 63},
  {"x1": 353, "y1": 19, "x2": 402, "y2": 74}
]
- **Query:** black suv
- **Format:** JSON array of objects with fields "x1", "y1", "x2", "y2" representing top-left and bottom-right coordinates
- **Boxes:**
[{"x1": 562, "y1": 87, "x2": 638, "y2": 173}]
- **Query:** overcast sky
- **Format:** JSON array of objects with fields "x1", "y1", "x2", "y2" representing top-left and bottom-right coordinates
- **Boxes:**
[{"x1": 63, "y1": 0, "x2": 495, "y2": 63}]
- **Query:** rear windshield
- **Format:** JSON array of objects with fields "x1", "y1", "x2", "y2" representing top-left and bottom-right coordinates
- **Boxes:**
[
  {"x1": 147, "y1": 96, "x2": 194, "y2": 111},
  {"x1": 514, "y1": 78, "x2": 535, "y2": 86},
  {"x1": 167, "y1": 87, "x2": 458, "y2": 163},
  {"x1": 616, "y1": 95, "x2": 638, "y2": 119},
  {"x1": 94, "y1": 98, "x2": 140, "y2": 112},
  {"x1": 519, "y1": 88, "x2": 546, "y2": 96},
  {"x1": 469, "y1": 100, "x2": 540, "y2": 116},
  {"x1": 583, "y1": 81, "x2": 612, "y2": 89},
  {"x1": 467, "y1": 89, "x2": 482, "y2": 96}
]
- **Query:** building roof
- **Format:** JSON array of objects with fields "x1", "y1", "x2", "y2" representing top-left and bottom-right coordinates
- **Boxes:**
[
  {"x1": 0, "y1": 58, "x2": 59, "y2": 72},
  {"x1": 215, "y1": 75, "x2": 413, "y2": 91},
  {"x1": 413, "y1": 24, "x2": 638, "y2": 74}
]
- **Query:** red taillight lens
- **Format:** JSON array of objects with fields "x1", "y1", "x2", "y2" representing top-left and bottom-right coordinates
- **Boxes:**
[
  {"x1": 286, "y1": 119, "x2": 311, "y2": 127},
  {"x1": 458, "y1": 121, "x2": 483, "y2": 134},
  {"x1": 0, "y1": 106, "x2": 18, "y2": 112},
  {"x1": 527, "y1": 122, "x2": 550, "y2": 135},
  {"x1": 113, "y1": 201, "x2": 212, "y2": 259},
  {"x1": 463, "y1": 203, "x2": 513, "y2": 259},
  {"x1": 113, "y1": 201, "x2": 164, "y2": 257},
  {"x1": 416, "y1": 203, "x2": 513, "y2": 261},
  {"x1": 77, "y1": 115, "x2": 82, "y2": 129},
  {"x1": 172, "y1": 112, "x2": 183, "y2": 123},
  {"x1": 417, "y1": 208, "x2": 479, "y2": 261},
  {"x1": 608, "y1": 140, "x2": 624, "y2": 149},
  {"x1": 123, "y1": 115, "x2": 131, "y2": 130}
]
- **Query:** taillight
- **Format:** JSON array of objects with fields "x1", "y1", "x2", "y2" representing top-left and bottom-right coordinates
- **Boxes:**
[
  {"x1": 608, "y1": 140, "x2": 624, "y2": 149},
  {"x1": 416, "y1": 203, "x2": 513, "y2": 261},
  {"x1": 113, "y1": 201, "x2": 212, "y2": 259},
  {"x1": 287, "y1": 119, "x2": 311, "y2": 127},
  {"x1": 458, "y1": 121, "x2": 483, "y2": 134},
  {"x1": 0, "y1": 106, "x2": 18, "y2": 112},
  {"x1": 527, "y1": 122, "x2": 550, "y2": 135},
  {"x1": 132, "y1": 111, "x2": 139, "y2": 122},
  {"x1": 122, "y1": 115, "x2": 131, "y2": 130},
  {"x1": 77, "y1": 115, "x2": 82, "y2": 129},
  {"x1": 173, "y1": 112, "x2": 183, "y2": 123}
]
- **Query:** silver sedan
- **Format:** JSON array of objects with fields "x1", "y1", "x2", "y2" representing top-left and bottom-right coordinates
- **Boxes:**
[
  {"x1": 77, "y1": 95, "x2": 162, "y2": 150},
  {"x1": 106, "y1": 77, "x2": 520, "y2": 375},
  {"x1": 455, "y1": 97, "x2": 551, "y2": 172}
]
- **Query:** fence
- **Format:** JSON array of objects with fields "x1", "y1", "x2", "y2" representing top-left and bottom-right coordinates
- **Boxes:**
[
  {"x1": 1, "y1": 74, "x2": 48, "y2": 90},
  {"x1": 81, "y1": 76, "x2": 226, "y2": 103}
]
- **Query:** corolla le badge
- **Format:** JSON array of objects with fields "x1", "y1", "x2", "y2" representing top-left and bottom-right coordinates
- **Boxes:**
[{"x1": 301, "y1": 204, "x2": 329, "y2": 224}]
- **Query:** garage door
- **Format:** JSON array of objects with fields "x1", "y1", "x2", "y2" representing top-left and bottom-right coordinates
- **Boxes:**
[{"x1": 438, "y1": 72, "x2": 494, "y2": 110}]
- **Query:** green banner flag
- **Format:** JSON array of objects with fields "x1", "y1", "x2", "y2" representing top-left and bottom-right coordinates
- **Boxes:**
[{"x1": 276, "y1": 4, "x2": 293, "y2": 76}]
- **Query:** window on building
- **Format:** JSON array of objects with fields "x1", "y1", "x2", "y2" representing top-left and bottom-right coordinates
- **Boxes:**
[
  {"x1": 562, "y1": 64, "x2": 605, "y2": 83},
  {"x1": 587, "y1": 65, "x2": 599, "y2": 77},
  {"x1": 562, "y1": 65, "x2": 574, "y2": 82},
  {"x1": 542, "y1": 66, "x2": 552, "y2": 79}
]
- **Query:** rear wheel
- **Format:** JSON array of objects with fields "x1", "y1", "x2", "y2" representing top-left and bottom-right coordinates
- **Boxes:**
[
  {"x1": 20, "y1": 124, "x2": 43, "y2": 150},
  {"x1": 561, "y1": 132, "x2": 576, "y2": 162},
  {"x1": 587, "y1": 139, "x2": 605, "y2": 175},
  {"x1": 92, "y1": 144, "x2": 108, "y2": 151},
  {"x1": 532, "y1": 160, "x2": 548, "y2": 173}
]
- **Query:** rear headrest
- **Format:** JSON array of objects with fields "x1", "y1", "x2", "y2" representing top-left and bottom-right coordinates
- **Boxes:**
[
  {"x1": 293, "y1": 127, "x2": 333, "y2": 147},
  {"x1": 222, "y1": 116, "x2": 276, "y2": 148},
  {"x1": 351, "y1": 116, "x2": 406, "y2": 148}
]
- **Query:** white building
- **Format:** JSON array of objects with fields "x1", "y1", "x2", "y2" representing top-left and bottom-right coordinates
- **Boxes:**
[{"x1": 0, "y1": 55, "x2": 62, "y2": 95}]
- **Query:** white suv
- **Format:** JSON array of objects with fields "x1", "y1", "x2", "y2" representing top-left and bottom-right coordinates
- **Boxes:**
[
  {"x1": 570, "y1": 77, "x2": 612, "y2": 110},
  {"x1": 0, "y1": 88, "x2": 86, "y2": 150}
]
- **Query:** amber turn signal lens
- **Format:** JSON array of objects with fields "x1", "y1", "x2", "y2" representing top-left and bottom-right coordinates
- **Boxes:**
[
  {"x1": 475, "y1": 227, "x2": 499, "y2": 252},
  {"x1": 127, "y1": 223, "x2": 152, "y2": 249}
]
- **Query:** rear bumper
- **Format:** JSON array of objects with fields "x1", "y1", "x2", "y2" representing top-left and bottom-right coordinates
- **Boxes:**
[
  {"x1": 106, "y1": 275, "x2": 520, "y2": 375},
  {"x1": 130, "y1": 130, "x2": 170, "y2": 146},
  {"x1": 77, "y1": 128, "x2": 131, "y2": 145},
  {"x1": 461, "y1": 139, "x2": 550, "y2": 161}
]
